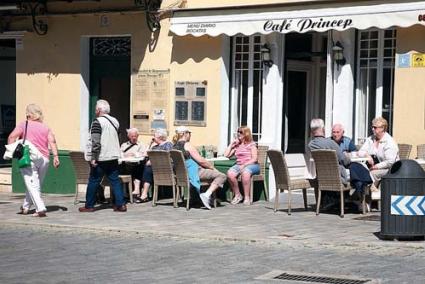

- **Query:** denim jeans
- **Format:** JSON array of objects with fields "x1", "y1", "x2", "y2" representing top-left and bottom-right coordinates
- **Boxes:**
[{"x1": 85, "y1": 159, "x2": 124, "y2": 208}]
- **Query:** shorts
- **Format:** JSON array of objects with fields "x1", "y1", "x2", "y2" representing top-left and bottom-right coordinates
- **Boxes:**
[{"x1": 228, "y1": 163, "x2": 260, "y2": 176}]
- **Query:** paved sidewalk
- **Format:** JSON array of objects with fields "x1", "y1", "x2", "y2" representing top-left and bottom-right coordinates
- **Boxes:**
[{"x1": 0, "y1": 190, "x2": 423, "y2": 256}]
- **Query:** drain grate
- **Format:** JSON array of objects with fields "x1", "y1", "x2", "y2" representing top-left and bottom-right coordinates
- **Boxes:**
[{"x1": 274, "y1": 272, "x2": 370, "y2": 284}]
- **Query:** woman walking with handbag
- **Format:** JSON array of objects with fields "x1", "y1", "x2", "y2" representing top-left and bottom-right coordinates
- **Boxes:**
[{"x1": 7, "y1": 104, "x2": 60, "y2": 217}]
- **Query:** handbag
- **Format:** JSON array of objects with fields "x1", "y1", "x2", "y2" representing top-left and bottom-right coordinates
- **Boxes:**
[
  {"x1": 13, "y1": 120, "x2": 28, "y2": 160},
  {"x1": 18, "y1": 145, "x2": 31, "y2": 168}
]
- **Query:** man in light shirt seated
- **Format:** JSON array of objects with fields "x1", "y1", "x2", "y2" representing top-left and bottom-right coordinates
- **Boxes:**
[
  {"x1": 330, "y1": 123, "x2": 357, "y2": 153},
  {"x1": 120, "y1": 128, "x2": 147, "y2": 197}
]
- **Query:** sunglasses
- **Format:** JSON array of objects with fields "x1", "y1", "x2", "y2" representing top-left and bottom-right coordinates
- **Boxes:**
[
  {"x1": 237, "y1": 130, "x2": 243, "y2": 134},
  {"x1": 371, "y1": 126, "x2": 382, "y2": 129}
]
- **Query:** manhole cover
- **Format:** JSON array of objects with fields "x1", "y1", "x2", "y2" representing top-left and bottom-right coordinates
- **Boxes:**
[{"x1": 256, "y1": 270, "x2": 377, "y2": 284}]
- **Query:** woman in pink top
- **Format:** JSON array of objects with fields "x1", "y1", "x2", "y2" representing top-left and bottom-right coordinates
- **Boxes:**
[
  {"x1": 8, "y1": 104, "x2": 60, "y2": 217},
  {"x1": 224, "y1": 126, "x2": 260, "y2": 205}
]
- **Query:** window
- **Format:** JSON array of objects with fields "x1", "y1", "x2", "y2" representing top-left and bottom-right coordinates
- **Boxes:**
[
  {"x1": 174, "y1": 81, "x2": 207, "y2": 126},
  {"x1": 355, "y1": 29, "x2": 396, "y2": 141},
  {"x1": 231, "y1": 35, "x2": 263, "y2": 141}
]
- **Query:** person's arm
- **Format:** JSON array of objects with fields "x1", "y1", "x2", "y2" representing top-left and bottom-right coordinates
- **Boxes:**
[
  {"x1": 374, "y1": 140, "x2": 398, "y2": 170},
  {"x1": 90, "y1": 119, "x2": 102, "y2": 166},
  {"x1": 7, "y1": 127, "x2": 23, "y2": 144},
  {"x1": 348, "y1": 138, "x2": 357, "y2": 152},
  {"x1": 185, "y1": 142, "x2": 214, "y2": 170},
  {"x1": 224, "y1": 140, "x2": 239, "y2": 157},
  {"x1": 48, "y1": 129, "x2": 60, "y2": 168}
]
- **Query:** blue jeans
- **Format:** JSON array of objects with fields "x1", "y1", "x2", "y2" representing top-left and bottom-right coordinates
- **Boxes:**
[{"x1": 85, "y1": 159, "x2": 125, "y2": 208}]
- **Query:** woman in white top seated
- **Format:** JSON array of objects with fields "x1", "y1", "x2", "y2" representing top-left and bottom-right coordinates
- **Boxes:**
[{"x1": 358, "y1": 117, "x2": 399, "y2": 190}]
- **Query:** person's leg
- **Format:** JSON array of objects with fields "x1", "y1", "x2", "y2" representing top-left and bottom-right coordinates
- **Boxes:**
[
  {"x1": 370, "y1": 169, "x2": 388, "y2": 189},
  {"x1": 84, "y1": 163, "x2": 104, "y2": 208},
  {"x1": 227, "y1": 165, "x2": 241, "y2": 201},
  {"x1": 103, "y1": 160, "x2": 125, "y2": 208},
  {"x1": 20, "y1": 157, "x2": 48, "y2": 213},
  {"x1": 141, "y1": 166, "x2": 153, "y2": 200},
  {"x1": 240, "y1": 164, "x2": 260, "y2": 204}
]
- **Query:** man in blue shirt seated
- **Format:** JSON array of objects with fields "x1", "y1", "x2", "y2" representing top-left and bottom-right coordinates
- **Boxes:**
[{"x1": 330, "y1": 123, "x2": 356, "y2": 153}]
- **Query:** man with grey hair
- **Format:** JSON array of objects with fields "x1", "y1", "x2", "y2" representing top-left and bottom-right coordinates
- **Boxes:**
[
  {"x1": 330, "y1": 123, "x2": 356, "y2": 153},
  {"x1": 120, "y1": 127, "x2": 147, "y2": 198},
  {"x1": 79, "y1": 99, "x2": 127, "y2": 212},
  {"x1": 308, "y1": 118, "x2": 351, "y2": 210}
]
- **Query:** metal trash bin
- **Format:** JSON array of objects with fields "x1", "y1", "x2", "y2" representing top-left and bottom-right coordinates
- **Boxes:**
[{"x1": 381, "y1": 160, "x2": 425, "y2": 239}]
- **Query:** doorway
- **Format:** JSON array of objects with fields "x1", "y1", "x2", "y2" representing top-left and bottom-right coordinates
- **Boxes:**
[
  {"x1": 282, "y1": 61, "x2": 313, "y2": 153},
  {"x1": 89, "y1": 37, "x2": 131, "y2": 143},
  {"x1": 0, "y1": 39, "x2": 16, "y2": 166}
]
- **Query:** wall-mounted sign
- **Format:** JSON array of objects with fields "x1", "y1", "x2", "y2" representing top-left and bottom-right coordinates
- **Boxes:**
[
  {"x1": 397, "y1": 53, "x2": 411, "y2": 68},
  {"x1": 412, "y1": 53, "x2": 425, "y2": 68},
  {"x1": 132, "y1": 69, "x2": 170, "y2": 134},
  {"x1": 174, "y1": 81, "x2": 207, "y2": 126}
]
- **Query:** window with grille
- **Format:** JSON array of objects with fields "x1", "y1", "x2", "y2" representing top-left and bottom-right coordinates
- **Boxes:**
[
  {"x1": 231, "y1": 35, "x2": 264, "y2": 142},
  {"x1": 355, "y1": 29, "x2": 396, "y2": 140}
]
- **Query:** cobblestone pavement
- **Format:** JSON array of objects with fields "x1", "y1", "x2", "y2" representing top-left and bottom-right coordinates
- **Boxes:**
[{"x1": 0, "y1": 191, "x2": 424, "y2": 283}]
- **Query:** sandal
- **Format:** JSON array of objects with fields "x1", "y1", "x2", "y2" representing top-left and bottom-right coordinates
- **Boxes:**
[
  {"x1": 32, "y1": 211, "x2": 47, "y2": 217},
  {"x1": 243, "y1": 199, "x2": 251, "y2": 205},
  {"x1": 135, "y1": 196, "x2": 150, "y2": 203},
  {"x1": 231, "y1": 195, "x2": 243, "y2": 205}
]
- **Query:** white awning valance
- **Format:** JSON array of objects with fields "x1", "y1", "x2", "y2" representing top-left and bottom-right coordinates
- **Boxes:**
[{"x1": 170, "y1": 1, "x2": 425, "y2": 37}]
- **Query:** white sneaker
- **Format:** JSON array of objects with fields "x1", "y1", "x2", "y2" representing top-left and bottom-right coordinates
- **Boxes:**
[{"x1": 200, "y1": 193, "x2": 212, "y2": 210}]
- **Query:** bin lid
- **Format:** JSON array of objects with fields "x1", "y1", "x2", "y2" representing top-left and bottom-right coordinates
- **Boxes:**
[{"x1": 383, "y1": 159, "x2": 425, "y2": 179}]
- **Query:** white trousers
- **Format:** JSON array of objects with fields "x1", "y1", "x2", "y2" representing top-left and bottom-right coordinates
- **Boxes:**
[{"x1": 20, "y1": 155, "x2": 49, "y2": 213}]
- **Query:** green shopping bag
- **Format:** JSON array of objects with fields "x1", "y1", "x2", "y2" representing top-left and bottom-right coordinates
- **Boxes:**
[{"x1": 18, "y1": 145, "x2": 31, "y2": 168}]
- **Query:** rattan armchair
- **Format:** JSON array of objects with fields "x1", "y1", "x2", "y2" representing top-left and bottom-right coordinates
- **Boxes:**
[
  {"x1": 267, "y1": 149, "x2": 313, "y2": 214},
  {"x1": 69, "y1": 151, "x2": 90, "y2": 205},
  {"x1": 398, "y1": 143, "x2": 412, "y2": 159},
  {"x1": 311, "y1": 149, "x2": 367, "y2": 217},
  {"x1": 147, "y1": 150, "x2": 177, "y2": 207},
  {"x1": 238, "y1": 145, "x2": 269, "y2": 204}
]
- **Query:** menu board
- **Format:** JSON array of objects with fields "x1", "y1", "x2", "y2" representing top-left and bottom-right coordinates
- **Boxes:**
[
  {"x1": 174, "y1": 80, "x2": 207, "y2": 126},
  {"x1": 132, "y1": 69, "x2": 170, "y2": 134}
]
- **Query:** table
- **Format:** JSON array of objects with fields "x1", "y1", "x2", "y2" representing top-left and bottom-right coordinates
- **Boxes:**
[
  {"x1": 351, "y1": 157, "x2": 369, "y2": 163},
  {"x1": 206, "y1": 156, "x2": 229, "y2": 162},
  {"x1": 119, "y1": 156, "x2": 145, "y2": 164}
]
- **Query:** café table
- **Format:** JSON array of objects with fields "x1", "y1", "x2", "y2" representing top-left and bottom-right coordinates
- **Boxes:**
[{"x1": 119, "y1": 156, "x2": 145, "y2": 164}]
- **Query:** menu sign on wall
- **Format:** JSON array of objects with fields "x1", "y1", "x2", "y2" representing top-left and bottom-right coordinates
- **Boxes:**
[{"x1": 132, "y1": 69, "x2": 170, "y2": 134}]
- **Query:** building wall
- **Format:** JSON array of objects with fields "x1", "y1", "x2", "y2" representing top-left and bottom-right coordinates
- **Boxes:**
[
  {"x1": 14, "y1": 12, "x2": 224, "y2": 151},
  {"x1": 393, "y1": 25, "x2": 425, "y2": 158}
]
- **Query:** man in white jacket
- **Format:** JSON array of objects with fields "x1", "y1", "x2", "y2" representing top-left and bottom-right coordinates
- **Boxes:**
[{"x1": 79, "y1": 100, "x2": 127, "y2": 213}]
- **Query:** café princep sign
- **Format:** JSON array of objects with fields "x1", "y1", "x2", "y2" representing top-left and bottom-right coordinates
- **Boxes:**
[{"x1": 184, "y1": 17, "x2": 353, "y2": 34}]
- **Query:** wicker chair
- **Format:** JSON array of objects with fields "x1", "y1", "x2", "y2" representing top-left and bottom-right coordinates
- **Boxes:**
[
  {"x1": 398, "y1": 143, "x2": 412, "y2": 160},
  {"x1": 238, "y1": 145, "x2": 269, "y2": 204},
  {"x1": 417, "y1": 144, "x2": 425, "y2": 159},
  {"x1": 69, "y1": 151, "x2": 90, "y2": 205},
  {"x1": 147, "y1": 150, "x2": 177, "y2": 207},
  {"x1": 169, "y1": 150, "x2": 213, "y2": 210},
  {"x1": 311, "y1": 149, "x2": 367, "y2": 217},
  {"x1": 101, "y1": 174, "x2": 133, "y2": 204},
  {"x1": 267, "y1": 149, "x2": 313, "y2": 214}
]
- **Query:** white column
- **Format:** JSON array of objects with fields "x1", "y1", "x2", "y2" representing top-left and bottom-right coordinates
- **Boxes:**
[
  {"x1": 260, "y1": 33, "x2": 285, "y2": 201},
  {"x1": 330, "y1": 30, "x2": 356, "y2": 138}
]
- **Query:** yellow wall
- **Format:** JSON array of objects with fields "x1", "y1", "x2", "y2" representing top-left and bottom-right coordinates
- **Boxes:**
[
  {"x1": 393, "y1": 25, "x2": 425, "y2": 158},
  {"x1": 14, "y1": 11, "x2": 224, "y2": 150}
]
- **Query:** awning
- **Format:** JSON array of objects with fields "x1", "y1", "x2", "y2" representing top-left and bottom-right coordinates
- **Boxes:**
[{"x1": 170, "y1": 1, "x2": 425, "y2": 37}]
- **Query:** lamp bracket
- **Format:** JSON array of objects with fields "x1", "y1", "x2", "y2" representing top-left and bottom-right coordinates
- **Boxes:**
[
  {"x1": 21, "y1": 1, "x2": 48, "y2": 35},
  {"x1": 138, "y1": 0, "x2": 162, "y2": 32}
]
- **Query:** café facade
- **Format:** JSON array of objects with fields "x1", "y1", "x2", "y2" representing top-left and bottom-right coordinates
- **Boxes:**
[{"x1": 1, "y1": 0, "x2": 425, "y2": 197}]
